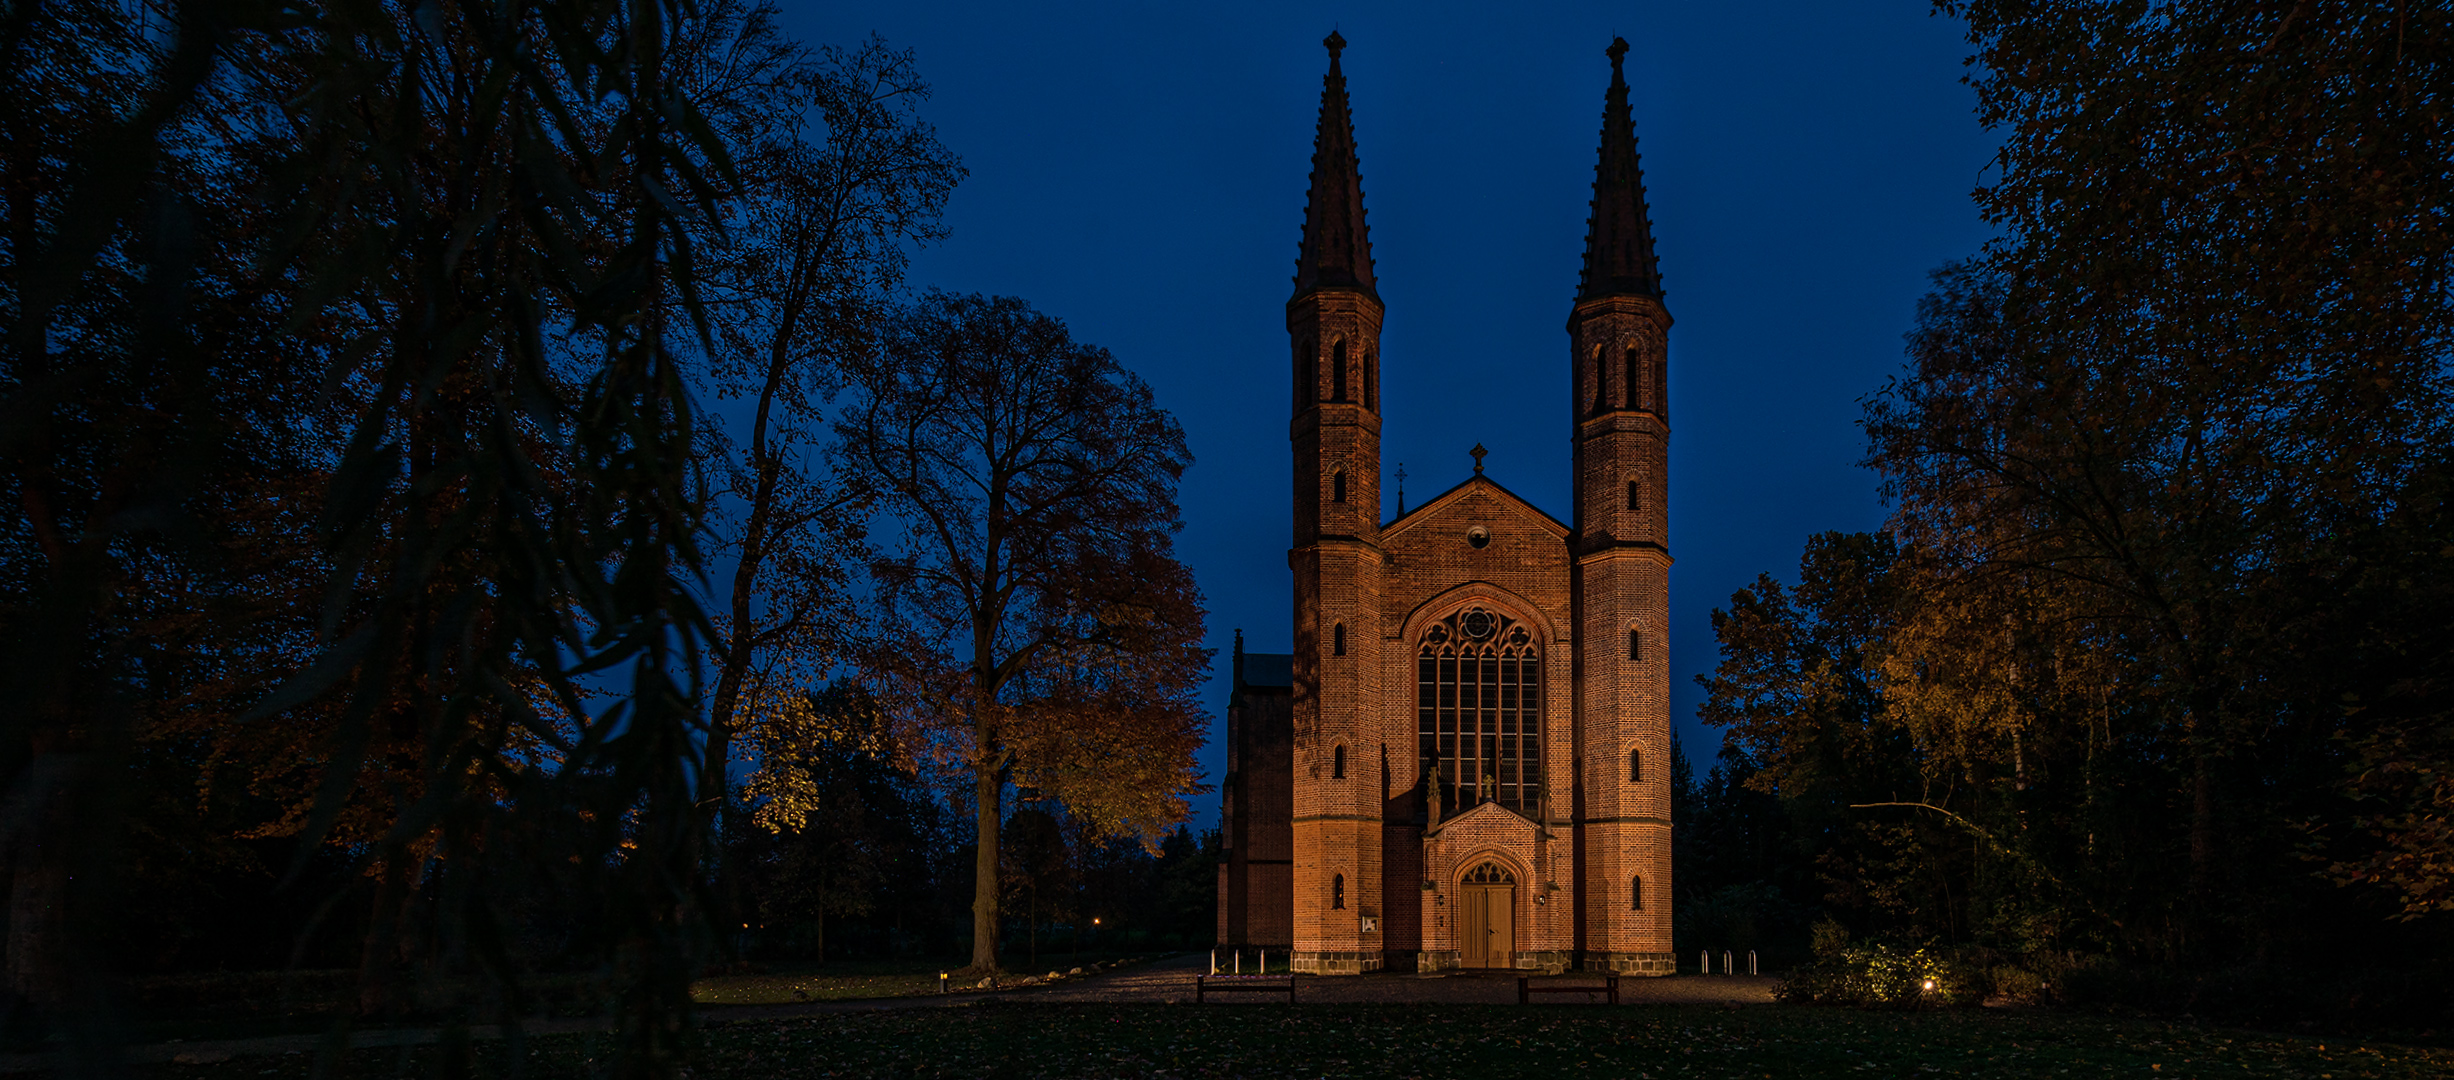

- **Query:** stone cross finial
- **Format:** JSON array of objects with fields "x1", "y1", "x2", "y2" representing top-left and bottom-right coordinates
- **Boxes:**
[
  {"x1": 1324, "y1": 30, "x2": 1346, "y2": 60},
  {"x1": 1470, "y1": 443, "x2": 1488, "y2": 474}
]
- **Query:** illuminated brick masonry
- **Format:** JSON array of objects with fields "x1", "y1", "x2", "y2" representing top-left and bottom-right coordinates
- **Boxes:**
[{"x1": 1217, "y1": 34, "x2": 1676, "y2": 976}]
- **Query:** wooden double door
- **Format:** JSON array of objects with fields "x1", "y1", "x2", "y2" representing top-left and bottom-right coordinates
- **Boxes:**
[{"x1": 1459, "y1": 862, "x2": 1516, "y2": 969}]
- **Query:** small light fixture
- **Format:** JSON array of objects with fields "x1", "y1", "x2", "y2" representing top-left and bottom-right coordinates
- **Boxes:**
[{"x1": 1921, "y1": 978, "x2": 1937, "y2": 992}]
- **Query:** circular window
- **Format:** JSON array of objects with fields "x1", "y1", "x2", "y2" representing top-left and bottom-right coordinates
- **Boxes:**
[
  {"x1": 1466, "y1": 525, "x2": 1490, "y2": 549},
  {"x1": 1462, "y1": 609, "x2": 1495, "y2": 640}
]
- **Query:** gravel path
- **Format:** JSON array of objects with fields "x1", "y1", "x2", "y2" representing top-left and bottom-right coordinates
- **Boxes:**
[{"x1": 1021, "y1": 952, "x2": 1779, "y2": 1006}]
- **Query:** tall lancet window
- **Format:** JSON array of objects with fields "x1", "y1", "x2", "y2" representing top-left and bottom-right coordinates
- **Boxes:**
[
  {"x1": 1626, "y1": 344, "x2": 1645, "y2": 411},
  {"x1": 1591, "y1": 345, "x2": 1607, "y2": 415},
  {"x1": 1364, "y1": 350, "x2": 1376, "y2": 410},
  {"x1": 1332, "y1": 340, "x2": 1349, "y2": 402},
  {"x1": 1417, "y1": 608, "x2": 1542, "y2": 816}
]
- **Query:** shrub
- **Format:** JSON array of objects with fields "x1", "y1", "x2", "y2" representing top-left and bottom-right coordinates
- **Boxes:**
[{"x1": 1775, "y1": 941, "x2": 1988, "y2": 1008}]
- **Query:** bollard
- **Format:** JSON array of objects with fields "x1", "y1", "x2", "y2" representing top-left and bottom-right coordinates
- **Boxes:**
[
  {"x1": 1234, "y1": 950, "x2": 1241, "y2": 974},
  {"x1": 1748, "y1": 950, "x2": 1758, "y2": 976},
  {"x1": 1210, "y1": 949, "x2": 1218, "y2": 975},
  {"x1": 1698, "y1": 949, "x2": 1708, "y2": 975},
  {"x1": 938, "y1": 972, "x2": 948, "y2": 994},
  {"x1": 1722, "y1": 950, "x2": 1733, "y2": 975}
]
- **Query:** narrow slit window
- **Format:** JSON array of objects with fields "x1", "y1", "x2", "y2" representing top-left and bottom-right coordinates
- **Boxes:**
[
  {"x1": 1333, "y1": 622, "x2": 1347, "y2": 656},
  {"x1": 1629, "y1": 748, "x2": 1643, "y2": 782},
  {"x1": 1364, "y1": 350, "x2": 1376, "y2": 410},
  {"x1": 1333, "y1": 340, "x2": 1349, "y2": 402},
  {"x1": 1626, "y1": 345, "x2": 1644, "y2": 411},
  {"x1": 1627, "y1": 479, "x2": 1641, "y2": 512},
  {"x1": 1333, "y1": 744, "x2": 1346, "y2": 778},
  {"x1": 1332, "y1": 873, "x2": 1346, "y2": 909},
  {"x1": 1632, "y1": 874, "x2": 1644, "y2": 910},
  {"x1": 1333, "y1": 470, "x2": 1347, "y2": 503},
  {"x1": 1629, "y1": 628, "x2": 1644, "y2": 662},
  {"x1": 1591, "y1": 345, "x2": 1607, "y2": 415}
]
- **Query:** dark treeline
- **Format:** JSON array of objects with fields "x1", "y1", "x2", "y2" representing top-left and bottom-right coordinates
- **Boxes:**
[
  {"x1": 0, "y1": 0, "x2": 1207, "y2": 1073},
  {"x1": 729, "y1": 684, "x2": 1215, "y2": 967},
  {"x1": 1682, "y1": 1, "x2": 2454, "y2": 1030}
]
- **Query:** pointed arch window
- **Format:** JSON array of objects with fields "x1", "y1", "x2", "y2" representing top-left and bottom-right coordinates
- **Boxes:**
[
  {"x1": 1629, "y1": 628, "x2": 1644, "y2": 662},
  {"x1": 1332, "y1": 340, "x2": 1349, "y2": 402},
  {"x1": 1418, "y1": 608, "x2": 1542, "y2": 816},
  {"x1": 1629, "y1": 748, "x2": 1643, "y2": 782},
  {"x1": 1631, "y1": 874, "x2": 1645, "y2": 910},
  {"x1": 1364, "y1": 349, "x2": 1376, "y2": 410},
  {"x1": 1626, "y1": 344, "x2": 1645, "y2": 411},
  {"x1": 1333, "y1": 744, "x2": 1347, "y2": 778},
  {"x1": 1333, "y1": 622, "x2": 1347, "y2": 656},
  {"x1": 1332, "y1": 873, "x2": 1346, "y2": 909},
  {"x1": 1591, "y1": 345, "x2": 1607, "y2": 415},
  {"x1": 1333, "y1": 470, "x2": 1347, "y2": 503}
]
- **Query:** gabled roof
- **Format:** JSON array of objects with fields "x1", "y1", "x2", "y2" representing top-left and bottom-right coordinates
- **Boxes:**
[
  {"x1": 1382, "y1": 473, "x2": 1570, "y2": 540},
  {"x1": 1238, "y1": 653, "x2": 1293, "y2": 690}
]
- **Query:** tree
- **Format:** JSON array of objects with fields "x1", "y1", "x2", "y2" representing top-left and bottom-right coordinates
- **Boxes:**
[
  {"x1": 837, "y1": 291, "x2": 1208, "y2": 974},
  {"x1": 691, "y1": 16, "x2": 962, "y2": 893},
  {"x1": 740, "y1": 683, "x2": 946, "y2": 964},
  {"x1": 1, "y1": 1, "x2": 771, "y2": 1071}
]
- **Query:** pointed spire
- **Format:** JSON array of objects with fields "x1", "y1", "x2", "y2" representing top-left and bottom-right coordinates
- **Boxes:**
[
  {"x1": 1580, "y1": 37, "x2": 1664, "y2": 300},
  {"x1": 1293, "y1": 31, "x2": 1378, "y2": 300}
]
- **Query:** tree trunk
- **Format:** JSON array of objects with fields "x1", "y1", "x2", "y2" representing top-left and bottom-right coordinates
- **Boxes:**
[
  {"x1": 5, "y1": 751, "x2": 83, "y2": 1019},
  {"x1": 357, "y1": 852, "x2": 413, "y2": 1017},
  {"x1": 969, "y1": 750, "x2": 1000, "y2": 973},
  {"x1": 811, "y1": 907, "x2": 825, "y2": 967}
]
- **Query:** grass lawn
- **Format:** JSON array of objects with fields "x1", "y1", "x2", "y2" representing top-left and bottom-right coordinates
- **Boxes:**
[
  {"x1": 136, "y1": 1002, "x2": 2454, "y2": 1078},
  {"x1": 693, "y1": 953, "x2": 1155, "y2": 1006}
]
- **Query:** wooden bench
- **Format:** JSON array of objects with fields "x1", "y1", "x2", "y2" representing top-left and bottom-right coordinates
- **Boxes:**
[
  {"x1": 1518, "y1": 974, "x2": 1621, "y2": 1004},
  {"x1": 1195, "y1": 975, "x2": 1297, "y2": 1003}
]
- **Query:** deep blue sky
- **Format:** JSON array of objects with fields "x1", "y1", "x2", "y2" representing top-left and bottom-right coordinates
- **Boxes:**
[{"x1": 777, "y1": 2, "x2": 1998, "y2": 829}]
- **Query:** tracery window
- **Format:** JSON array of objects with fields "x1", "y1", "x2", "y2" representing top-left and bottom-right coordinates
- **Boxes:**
[
  {"x1": 1418, "y1": 607, "x2": 1542, "y2": 816},
  {"x1": 1465, "y1": 862, "x2": 1513, "y2": 885}
]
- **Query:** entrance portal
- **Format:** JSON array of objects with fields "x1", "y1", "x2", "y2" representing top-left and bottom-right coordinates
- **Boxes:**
[{"x1": 1459, "y1": 862, "x2": 1516, "y2": 969}]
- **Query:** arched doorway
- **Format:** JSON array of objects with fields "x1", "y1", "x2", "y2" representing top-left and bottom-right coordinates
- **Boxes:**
[{"x1": 1459, "y1": 862, "x2": 1516, "y2": 969}]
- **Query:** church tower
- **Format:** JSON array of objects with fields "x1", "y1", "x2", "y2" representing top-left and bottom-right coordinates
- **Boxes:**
[
  {"x1": 1288, "y1": 30, "x2": 1388, "y2": 976},
  {"x1": 1568, "y1": 37, "x2": 1675, "y2": 974}
]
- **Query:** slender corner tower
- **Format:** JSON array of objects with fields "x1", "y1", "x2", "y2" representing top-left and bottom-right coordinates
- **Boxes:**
[
  {"x1": 1289, "y1": 30, "x2": 1388, "y2": 976},
  {"x1": 1569, "y1": 37, "x2": 1675, "y2": 975}
]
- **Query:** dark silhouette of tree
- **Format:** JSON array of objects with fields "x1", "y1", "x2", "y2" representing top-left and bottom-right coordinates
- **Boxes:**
[
  {"x1": 4, "y1": 1, "x2": 772, "y2": 1072},
  {"x1": 691, "y1": 18, "x2": 962, "y2": 907},
  {"x1": 740, "y1": 683, "x2": 948, "y2": 964},
  {"x1": 837, "y1": 291, "x2": 1208, "y2": 975}
]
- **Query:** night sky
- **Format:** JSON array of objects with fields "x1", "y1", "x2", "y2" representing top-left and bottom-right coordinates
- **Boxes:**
[{"x1": 777, "y1": 2, "x2": 2000, "y2": 827}]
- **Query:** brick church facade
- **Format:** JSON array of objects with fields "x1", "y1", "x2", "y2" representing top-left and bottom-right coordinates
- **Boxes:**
[{"x1": 1217, "y1": 34, "x2": 1676, "y2": 977}]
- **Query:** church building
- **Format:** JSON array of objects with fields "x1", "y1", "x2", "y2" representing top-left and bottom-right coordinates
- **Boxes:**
[{"x1": 1217, "y1": 34, "x2": 1676, "y2": 976}]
